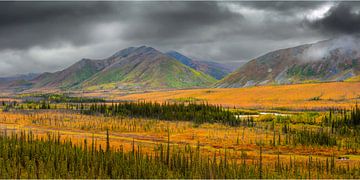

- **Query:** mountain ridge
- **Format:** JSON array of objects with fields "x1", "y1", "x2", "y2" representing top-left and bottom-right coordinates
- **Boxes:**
[
  {"x1": 30, "y1": 46, "x2": 216, "y2": 91},
  {"x1": 217, "y1": 36, "x2": 360, "y2": 88},
  {"x1": 166, "y1": 51, "x2": 234, "y2": 80}
]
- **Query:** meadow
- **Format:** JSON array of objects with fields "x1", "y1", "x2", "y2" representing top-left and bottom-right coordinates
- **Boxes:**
[
  {"x1": 0, "y1": 95, "x2": 359, "y2": 178},
  {"x1": 104, "y1": 81, "x2": 360, "y2": 110}
]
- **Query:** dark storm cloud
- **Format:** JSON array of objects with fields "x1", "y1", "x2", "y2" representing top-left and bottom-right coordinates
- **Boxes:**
[
  {"x1": 0, "y1": 1, "x2": 241, "y2": 50},
  {"x1": 309, "y1": 2, "x2": 360, "y2": 35},
  {"x1": 0, "y1": 1, "x2": 248, "y2": 76},
  {"x1": 0, "y1": 2, "x2": 114, "y2": 27},
  {"x1": 0, "y1": 1, "x2": 123, "y2": 49},
  {"x1": 121, "y1": 2, "x2": 242, "y2": 41},
  {"x1": 239, "y1": 1, "x2": 326, "y2": 14},
  {"x1": 0, "y1": 1, "x2": 355, "y2": 76}
]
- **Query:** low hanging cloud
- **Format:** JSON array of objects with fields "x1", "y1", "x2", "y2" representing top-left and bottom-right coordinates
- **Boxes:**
[{"x1": 299, "y1": 35, "x2": 360, "y2": 62}]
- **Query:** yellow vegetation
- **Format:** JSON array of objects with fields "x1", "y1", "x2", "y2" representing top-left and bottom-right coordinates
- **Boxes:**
[
  {"x1": 0, "y1": 109, "x2": 359, "y2": 167},
  {"x1": 109, "y1": 82, "x2": 360, "y2": 110}
]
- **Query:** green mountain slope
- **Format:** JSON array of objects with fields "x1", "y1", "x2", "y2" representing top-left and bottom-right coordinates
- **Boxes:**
[
  {"x1": 81, "y1": 46, "x2": 216, "y2": 90},
  {"x1": 32, "y1": 59, "x2": 109, "y2": 89},
  {"x1": 31, "y1": 46, "x2": 216, "y2": 91}
]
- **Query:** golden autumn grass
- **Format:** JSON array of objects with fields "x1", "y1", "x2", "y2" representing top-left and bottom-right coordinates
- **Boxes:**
[
  {"x1": 99, "y1": 82, "x2": 360, "y2": 110},
  {"x1": 0, "y1": 109, "x2": 359, "y2": 169},
  {"x1": 0, "y1": 82, "x2": 359, "y2": 177}
]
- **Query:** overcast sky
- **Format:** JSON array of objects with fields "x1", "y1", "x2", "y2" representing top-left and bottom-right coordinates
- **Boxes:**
[{"x1": 0, "y1": 1, "x2": 359, "y2": 77}]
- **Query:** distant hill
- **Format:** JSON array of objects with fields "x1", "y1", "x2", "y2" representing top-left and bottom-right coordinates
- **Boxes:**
[
  {"x1": 0, "y1": 73, "x2": 39, "y2": 92},
  {"x1": 30, "y1": 46, "x2": 216, "y2": 91},
  {"x1": 32, "y1": 58, "x2": 114, "y2": 89},
  {"x1": 166, "y1": 51, "x2": 234, "y2": 80},
  {"x1": 0, "y1": 73, "x2": 39, "y2": 83},
  {"x1": 217, "y1": 36, "x2": 360, "y2": 88}
]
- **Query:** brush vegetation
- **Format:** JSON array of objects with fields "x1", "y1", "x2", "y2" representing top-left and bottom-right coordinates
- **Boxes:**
[{"x1": 0, "y1": 97, "x2": 359, "y2": 179}]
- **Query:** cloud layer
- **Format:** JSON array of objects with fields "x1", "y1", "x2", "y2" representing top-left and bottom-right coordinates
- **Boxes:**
[
  {"x1": 308, "y1": 2, "x2": 360, "y2": 35},
  {"x1": 0, "y1": 1, "x2": 358, "y2": 76}
]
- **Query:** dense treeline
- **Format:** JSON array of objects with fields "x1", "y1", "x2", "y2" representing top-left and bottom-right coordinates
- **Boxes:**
[
  {"x1": 83, "y1": 102, "x2": 242, "y2": 126},
  {"x1": 0, "y1": 133, "x2": 360, "y2": 179},
  {"x1": 22, "y1": 93, "x2": 105, "y2": 103},
  {"x1": 323, "y1": 104, "x2": 360, "y2": 129},
  {"x1": 0, "y1": 131, "x2": 359, "y2": 179},
  {"x1": 271, "y1": 108, "x2": 360, "y2": 148},
  {"x1": 261, "y1": 105, "x2": 360, "y2": 148},
  {"x1": 1, "y1": 101, "x2": 19, "y2": 112},
  {"x1": 266, "y1": 123, "x2": 337, "y2": 147},
  {"x1": 288, "y1": 128, "x2": 337, "y2": 146},
  {"x1": 1, "y1": 100, "x2": 52, "y2": 111}
]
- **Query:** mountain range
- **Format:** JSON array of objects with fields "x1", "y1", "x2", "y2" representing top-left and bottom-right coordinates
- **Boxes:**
[
  {"x1": 2, "y1": 46, "x2": 237, "y2": 91},
  {"x1": 1, "y1": 36, "x2": 360, "y2": 92},
  {"x1": 29, "y1": 46, "x2": 222, "y2": 91},
  {"x1": 217, "y1": 36, "x2": 360, "y2": 88}
]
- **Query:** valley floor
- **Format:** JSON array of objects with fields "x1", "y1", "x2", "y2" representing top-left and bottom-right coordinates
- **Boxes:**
[
  {"x1": 0, "y1": 108, "x2": 359, "y2": 178},
  {"x1": 0, "y1": 82, "x2": 359, "y2": 178},
  {"x1": 99, "y1": 82, "x2": 360, "y2": 110}
]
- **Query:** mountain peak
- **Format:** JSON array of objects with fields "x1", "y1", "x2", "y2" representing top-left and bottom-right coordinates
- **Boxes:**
[
  {"x1": 110, "y1": 46, "x2": 138, "y2": 59},
  {"x1": 110, "y1": 46, "x2": 161, "y2": 60},
  {"x1": 133, "y1": 45, "x2": 159, "y2": 54}
]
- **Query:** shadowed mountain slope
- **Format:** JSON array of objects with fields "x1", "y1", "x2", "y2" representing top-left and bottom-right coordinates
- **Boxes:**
[{"x1": 166, "y1": 51, "x2": 233, "y2": 80}]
